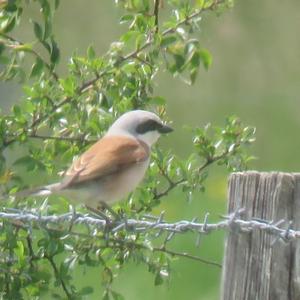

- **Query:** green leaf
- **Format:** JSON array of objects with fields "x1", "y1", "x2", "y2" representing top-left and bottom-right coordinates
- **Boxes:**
[
  {"x1": 0, "y1": 43, "x2": 5, "y2": 55},
  {"x1": 30, "y1": 57, "x2": 44, "y2": 78},
  {"x1": 195, "y1": 0, "x2": 205, "y2": 8},
  {"x1": 0, "y1": 55, "x2": 9, "y2": 64},
  {"x1": 13, "y1": 156, "x2": 37, "y2": 171},
  {"x1": 54, "y1": 0, "x2": 60, "y2": 10},
  {"x1": 44, "y1": 18, "x2": 52, "y2": 40},
  {"x1": 2, "y1": 16, "x2": 16, "y2": 33},
  {"x1": 103, "y1": 291, "x2": 110, "y2": 300},
  {"x1": 87, "y1": 45, "x2": 96, "y2": 60},
  {"x1": 121, "y1": 30, "x2": 140, "y2": 44},
  {"x1": 40, "y1": 0, "x2": 51, "y2": 18},
  {"x1": 4, "y1": 2, "x2": 18, "y2": 12},
  {"x1": 119, "y1": 14, "x2": 134, "y2": 24},
  {"x1": 79, "y1": 286, "x2": 94, "y2": 296},
  {"x1": 46, "y1": 240, "x2": 59, "y2": 256},
  {"x1": 12, "y1": 104, "x2": 21, "y2": 117},
  {"x1": 42, "y1": 40, "x2": 51, "y2": 53},
  {"x1": 111, "y1": 291, "x2": 125, "y2": 300},
  {"x1": 135, "y1": 33, "x2": 145, "y2": 50},
  {"x1": 14, "y1": 240, "x2": 25, "y2": 267},
  {"x1": 50, "y1": 38, "x2": 60, "y2": 65},
  {"x1": 190, "y1": 68, "x2": 198, "y2": 85},
  {"x1": 33, "y1": 21, "x2": 43, "y2": 41},
  {"x1": 199, "y1": 48, "x2": 212, "y2": 70},
  {"x1": 190, "y1": 50, "x2": 201, "y2": 68},
  {"x1": 154, "y1": 272, "x2": 163, "y2": 286},
  {"x1": 173, "y1": 54, "x2": 185, "y2": 71},
  {"x1": 59, "y1": 77, "x2": 75, "y2": 96},
  {"x1": 160, "y1": 35, "x2": 177, "y2": 48},
  {"x1": 150, "y1": 96, "x2": 166, "y2": 105}
]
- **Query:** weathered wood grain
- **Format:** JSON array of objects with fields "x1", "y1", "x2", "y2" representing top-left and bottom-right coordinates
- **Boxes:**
[{"x1": 221, "y1": 172, "x2": 300, "y2": 300}]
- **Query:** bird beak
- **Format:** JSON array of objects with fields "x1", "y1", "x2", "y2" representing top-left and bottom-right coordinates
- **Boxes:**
[{"x1": 158, "y1": 124, "x2": 174, "y2": 134}]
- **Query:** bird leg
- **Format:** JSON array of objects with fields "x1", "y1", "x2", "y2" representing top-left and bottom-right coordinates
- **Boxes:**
[
  {"x1": 97, "y1": 201, "x2": 121, "y2": 221},
  {"x1": 68, "y1": 205, "x2": 77, "y2": 232},
  {"x1": 85, "y1": 205, "x2": 112, "y2": 224}
]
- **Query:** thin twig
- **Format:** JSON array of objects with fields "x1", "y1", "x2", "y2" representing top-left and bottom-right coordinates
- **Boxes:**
[
  {"x1": 89, "y1": 234, "x2": 220, "y2": 267},
  {"x1": 153, "y1": 178, "x2": 185, "y2": 200},
  {"x1": 4, "y1": 215, "x2": 220, "y2": 268},
  {"x1": 45, "y1": 255, "x2": 72, "y2": 299},
  {"x1": 153, "y1": 247, "x2": 222, "y2": 268},
  {"x1": 121, "y1": 0, "x2": 224, "y2": 63},
  {"x1": 26, "y1": 234, "x2": 37, "y2": 268},
  {"x1": 0, "y1": 33, "x2": 59, "y2": 81},
  {"x1": 7, "y1": 133, "x2": 97, "y2": 143},
  {"x1": 1, "y1": 208, "x2": 299, "y2": 270},
  {"x1": 154, "y1": 0, "x2": 160, "y2": 33},
  {"x1": 3, "y1": 0, "x2": 225, "y2": 148},
  {"x1": 153, "y1": 145, "x2": 237, "y2": 200},
  {"x1": 153, "y1": 157, "x2": 221, "y2": 200}
]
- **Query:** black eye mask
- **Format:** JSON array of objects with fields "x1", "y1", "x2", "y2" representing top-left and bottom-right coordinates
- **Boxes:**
[{"x1": 136, "y1": 119, "x2": 173, "y2": 134}]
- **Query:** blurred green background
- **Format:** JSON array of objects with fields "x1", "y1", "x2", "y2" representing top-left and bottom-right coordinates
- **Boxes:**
[{"x1": 1, "y1": 1, "x2": 300, "y2": 299}]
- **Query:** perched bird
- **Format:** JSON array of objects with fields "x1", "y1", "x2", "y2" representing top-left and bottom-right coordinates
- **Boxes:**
[{"x1": 18, "y1": 110, "x2": 173, "y2": 209}]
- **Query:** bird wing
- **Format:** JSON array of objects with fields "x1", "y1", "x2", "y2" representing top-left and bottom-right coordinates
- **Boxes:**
[{"x1": 62, "y1": 135, "x2": 149, "y2": 187}]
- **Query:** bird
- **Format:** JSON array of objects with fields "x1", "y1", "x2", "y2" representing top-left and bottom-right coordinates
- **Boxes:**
[{"x1": 17, "y1": 110, "x2": 173, "y2": 209}]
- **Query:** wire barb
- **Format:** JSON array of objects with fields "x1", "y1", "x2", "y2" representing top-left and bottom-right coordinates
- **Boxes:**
[{"x1": 0, "y1": 208, "x2": 299, "y2": 245}]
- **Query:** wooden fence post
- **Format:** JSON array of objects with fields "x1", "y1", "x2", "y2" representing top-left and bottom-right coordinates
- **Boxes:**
[{"x1": 221, "y1": 171, "x2": 300, "y2": 300}]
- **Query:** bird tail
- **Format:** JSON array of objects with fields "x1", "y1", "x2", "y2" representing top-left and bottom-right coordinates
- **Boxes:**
[{"x1": 15, "y1": 183, "x2": 60, "y2": 198}]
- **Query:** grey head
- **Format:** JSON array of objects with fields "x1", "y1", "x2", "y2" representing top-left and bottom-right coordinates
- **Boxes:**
[{"x1": 106, "y1": 110, "x2": 173, "y2": 146}]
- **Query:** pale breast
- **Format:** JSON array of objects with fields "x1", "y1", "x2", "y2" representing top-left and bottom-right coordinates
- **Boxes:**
[
  {"x1": 60, "y1": 159, "x2": 150, "y2": 208},
  {"x1": 99, "y1": 158, "x2": 150, "y2": 203}
]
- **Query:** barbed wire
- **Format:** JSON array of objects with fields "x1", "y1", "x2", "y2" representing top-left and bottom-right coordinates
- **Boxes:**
[{"x1": 0, "y1": 208, "x2": 300, "y2": 242}]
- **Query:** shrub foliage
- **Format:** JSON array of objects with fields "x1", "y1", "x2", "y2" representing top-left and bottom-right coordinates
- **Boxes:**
[{"x1": 0, "y1": 0, "x2": 255, "y2": 298}]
